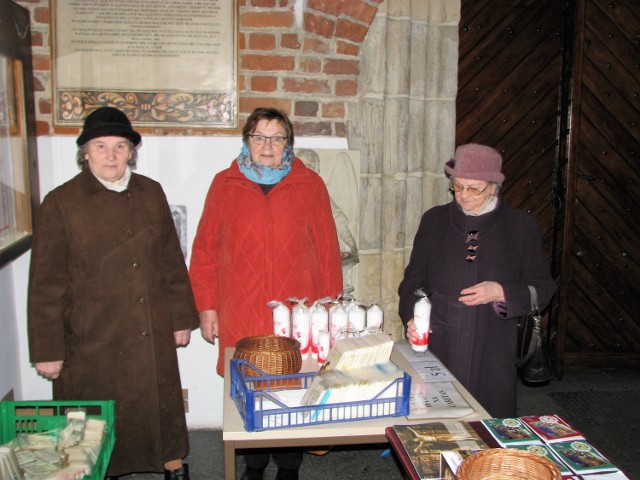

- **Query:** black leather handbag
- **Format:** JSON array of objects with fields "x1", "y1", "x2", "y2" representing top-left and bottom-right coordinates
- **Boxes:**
[{"x1": 517, "y1": 286, "x2": 553, "y2": 384}]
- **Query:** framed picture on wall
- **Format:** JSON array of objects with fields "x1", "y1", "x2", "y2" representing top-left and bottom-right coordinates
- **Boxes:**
[
  {"x1": 50, "y1": 0, "x2": 239, "y2": 130},
  {"x1": 0, "y1": 0, "x2": 40, "y2": 268}
]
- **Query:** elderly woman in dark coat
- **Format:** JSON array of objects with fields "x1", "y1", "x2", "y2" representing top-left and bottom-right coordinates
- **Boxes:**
[
  {"x1": 27, "y1": 107, "x2": 199, "y2": 479},
  {"x1": 398, "y1": 144, "x2": 556, "y2": 418}
]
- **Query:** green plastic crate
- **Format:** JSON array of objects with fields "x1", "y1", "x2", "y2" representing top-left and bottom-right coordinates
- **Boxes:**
[{"x1": 0, "y1": 400, "x2": 115, "y2": 480}]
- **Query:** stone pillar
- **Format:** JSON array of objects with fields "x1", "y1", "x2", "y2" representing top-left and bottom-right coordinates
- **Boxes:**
[{"x1": 349, "y1": 0, "x2": 461, "y2": 340}]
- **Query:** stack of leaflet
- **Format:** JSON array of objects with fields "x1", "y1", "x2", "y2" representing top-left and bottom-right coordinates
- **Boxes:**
[
  {"x1": 319, "y1": 331, "x2": 394, "y2": 372},
  {"x1": 300, "y1": 332, "x2": 400, "y2": 407},
  {"x1": 481, "y1": 415, "x2": 627, "y2": 478},
  {"x1": 300, "y1": 362, "x2": 404, "y2": 406}
]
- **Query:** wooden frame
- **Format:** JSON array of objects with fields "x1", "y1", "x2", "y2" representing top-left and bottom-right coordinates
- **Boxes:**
[
  {"x1": 50, "y1": 0, "x2": 239, "y2": 130},
  {"x1": 0, "y1": 0, "x2": 40, "y2": 268}
]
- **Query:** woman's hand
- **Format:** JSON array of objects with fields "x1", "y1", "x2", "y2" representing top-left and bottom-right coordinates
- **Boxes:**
[
  {"x1": 459, "y1": 281, "x2": 505, "y2": 305},
  {"x1": 406, "y1": 319, "x2": 419, "y2": 343},
  {"x1": 35, "y1": 360, "x2": 64, "y2": 380},
  {"x1": 199, "y1": 310, "x2": 219, "y2": 344},
  {"x1": 174, "y1": 329, "x2": 191, "y2": 347},
  {"x1": 405, "y1": 319, "x2": 432, "y2": 343}
]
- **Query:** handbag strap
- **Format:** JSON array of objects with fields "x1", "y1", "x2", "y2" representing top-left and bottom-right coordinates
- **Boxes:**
[{"x1": 528, "y1": 285, "x2": 540, "y2": 314}]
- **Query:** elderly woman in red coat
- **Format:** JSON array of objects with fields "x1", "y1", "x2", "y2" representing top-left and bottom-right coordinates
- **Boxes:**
[
  {"x1": 28, "y1": 107, "x2": 198, "y2": 479},
  {"x1": 398, "y1": 144, "x2": 556, "y2": 418},
  {"x1": 190, "y1": 107, "x2": 343, "y2": 480}
]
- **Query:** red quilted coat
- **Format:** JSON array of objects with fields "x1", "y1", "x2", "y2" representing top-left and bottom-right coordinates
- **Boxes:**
[{"x1": 190, "y1": 159, "x2": 343, "y2": 375}]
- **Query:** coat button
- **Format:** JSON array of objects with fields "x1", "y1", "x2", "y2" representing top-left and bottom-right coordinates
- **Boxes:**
[
  {"x1": 132, "y1": 261, "x2": 139, "y2": 269},
  {"x1": 138, "y1": 297, "x2": 145, "y2": 304},
  {"x1": 141, "y1": 331, "x2": 150, "y2": 338}
]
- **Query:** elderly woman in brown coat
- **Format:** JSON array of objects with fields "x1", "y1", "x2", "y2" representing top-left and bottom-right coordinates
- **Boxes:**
[{"x1": 27, "y1": 107, "x2": 198, "y2": 479}]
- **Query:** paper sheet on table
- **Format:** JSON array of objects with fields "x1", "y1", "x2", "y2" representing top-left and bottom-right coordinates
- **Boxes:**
[
  {"x1": 256, "y1": 389, "x2": 308, "y2": 429},
  {"x1": 407, "y1": 381, "x2": 474, "y2": 419},
  {"x1": 258, "y1": 389, "x2": 307, "y2": 412},
  {"x1": 395, "y1": 342, "x2": 455, "y2": 382}
]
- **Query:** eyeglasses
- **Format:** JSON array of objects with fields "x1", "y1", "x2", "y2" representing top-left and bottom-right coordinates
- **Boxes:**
[
  {"x1": 248, "y1": 134, "x2": 287, "y2": 146},
  {"x1": 466, "y1": 230, "x2": 479, "y2": 262},
  {"x1": 450, "y1": 182, "x2": 490, "y2": 196}
]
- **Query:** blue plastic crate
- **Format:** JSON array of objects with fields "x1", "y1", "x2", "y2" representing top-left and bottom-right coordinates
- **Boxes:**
[{"x1": 230, "y1": 358, "x2": 411, "y2": 432}]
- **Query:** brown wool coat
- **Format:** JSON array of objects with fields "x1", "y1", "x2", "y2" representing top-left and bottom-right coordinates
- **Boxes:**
[{"x1": 28, "y1": 168, "x2": 199, "y2": 476}]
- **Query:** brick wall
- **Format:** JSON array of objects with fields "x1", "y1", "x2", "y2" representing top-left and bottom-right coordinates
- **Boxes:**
[{"x1": 16, "y1": 0, "x2": 383, "y2": 136}]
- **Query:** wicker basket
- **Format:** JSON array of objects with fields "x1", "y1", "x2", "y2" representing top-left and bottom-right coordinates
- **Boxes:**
[
  {"x1": 233, "y1": 335, "x2": 302, "y2": 376},
  {"x1": 456, "y1": 448, "x2": 562, "y2": 480}
]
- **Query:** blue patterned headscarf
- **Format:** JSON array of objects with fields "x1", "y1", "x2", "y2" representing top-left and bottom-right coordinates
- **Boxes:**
[{"x1": 236, "y1": 143, "x2": 295, "y2": 185}]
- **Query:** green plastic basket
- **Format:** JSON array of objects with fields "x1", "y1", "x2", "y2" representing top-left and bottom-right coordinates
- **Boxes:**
[{"x1": 0, "y1": 400, "x2": 115, "y2": 480}]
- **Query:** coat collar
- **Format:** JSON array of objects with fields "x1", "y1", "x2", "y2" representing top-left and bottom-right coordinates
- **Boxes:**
[
  {"x1": 79, "y1": 166, "x2": 147, "y2": 194},
  {"x1": 448, "y1": 194, "x2": 506, "y2": 234}
]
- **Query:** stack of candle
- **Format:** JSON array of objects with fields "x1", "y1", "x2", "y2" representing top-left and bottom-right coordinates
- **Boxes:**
[{"x1": 267, "y1": 296, "x2": 385, "y2": 365}]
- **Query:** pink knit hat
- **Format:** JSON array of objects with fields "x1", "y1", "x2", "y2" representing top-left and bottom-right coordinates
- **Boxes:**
[{"x1": 444, "y1": 143, "x2": 505, "y2": 185}]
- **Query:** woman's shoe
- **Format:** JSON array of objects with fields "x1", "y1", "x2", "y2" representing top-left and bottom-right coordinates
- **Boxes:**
[{"x1": 164, "y1": 463, "x2": 190, "y2": 480}]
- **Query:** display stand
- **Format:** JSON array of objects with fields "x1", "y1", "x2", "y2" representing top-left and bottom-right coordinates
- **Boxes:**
[{"x1": 222, "y1": 342, "x2": 490, "y2": 480}]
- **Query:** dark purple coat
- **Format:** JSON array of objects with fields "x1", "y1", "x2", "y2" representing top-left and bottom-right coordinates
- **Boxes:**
[
  {"x1": 28, "y1": 168, "x2": 199, "y2": 476},
  {"x1": 398, "y1": 197, "x2": 556, "y2": 417}
]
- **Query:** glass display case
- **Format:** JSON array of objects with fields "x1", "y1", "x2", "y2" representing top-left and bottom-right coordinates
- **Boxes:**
[{"x1": 0, "y1": 0, "x2": 40, "y2": 268}]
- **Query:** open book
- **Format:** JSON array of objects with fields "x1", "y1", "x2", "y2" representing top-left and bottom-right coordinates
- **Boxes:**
[{"x1": 386, "y1": 421, "x2": 488, "y2": 480}]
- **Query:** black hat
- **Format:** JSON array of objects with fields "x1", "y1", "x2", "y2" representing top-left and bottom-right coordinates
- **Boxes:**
[{"x1": 76, "y1": 107, "x2": 142, "y2": 146}]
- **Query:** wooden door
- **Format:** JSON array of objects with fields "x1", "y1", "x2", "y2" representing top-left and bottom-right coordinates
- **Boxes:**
[
  {"x1": 559, "y1": 0, "x2": 640, "y2": 370},
  {"x1": 457, "y1": 0, "x2": 640, "y2": 372}
]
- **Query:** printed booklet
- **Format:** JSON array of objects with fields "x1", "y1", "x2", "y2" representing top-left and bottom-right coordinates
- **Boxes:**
[
  {"x1": 480, "y1": 417, "x2": 541, "y2": 447},
  {"x1": 520, "y1": 414, "x2": 584, "y2": 443},
  {"x1": 506, "y1": 444, "x2": 573, "y2": 476},
  {"x1": 549, "y1": 439, "x2": 619, "y2": 475}
]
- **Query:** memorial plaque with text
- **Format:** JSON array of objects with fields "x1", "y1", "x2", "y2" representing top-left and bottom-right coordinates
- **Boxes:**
[{"x1": 52, "y1": 0, "x2": 238, "y2": 128}]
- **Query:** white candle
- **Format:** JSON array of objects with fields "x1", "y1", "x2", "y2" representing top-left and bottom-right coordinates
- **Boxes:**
[
  {"x1": 366, "y1": 303, "x2": 384, "y2": 331},
  {"x1": 317, "y1": 330, "x2": 331, "y2": 364},
  {"x1": 348, "y1": 303, "x2": 366, "y2": 333},
  {"x1": 412, "y1": 295, "x2": 431, "y2": 352},
  {"x1": 292, "y1": 301, "x2": 311, "y2": 359},
  {"x1": 329, "y1": 303, "x2": 348, "y2": 346},
  {"x1": 270, "y1": 301, "x2": 291, "y2": 337},
  {"x1": 310, "y1": 302, "x2": 329, "y2": 358}
]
